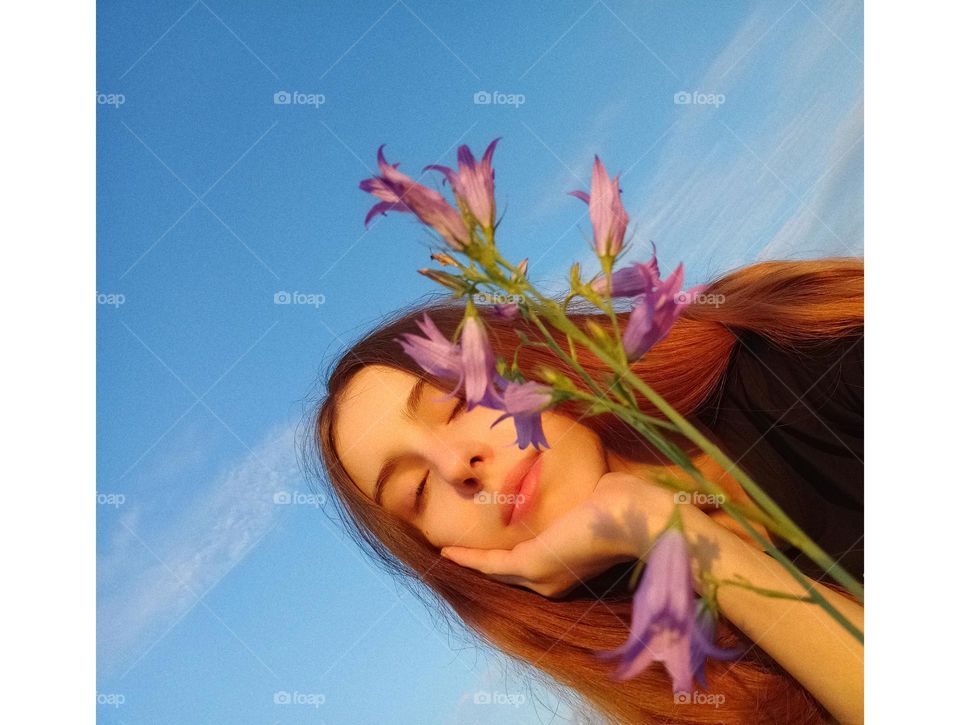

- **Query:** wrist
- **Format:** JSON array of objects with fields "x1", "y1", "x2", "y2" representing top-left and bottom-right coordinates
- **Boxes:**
[{"x1": 603, "y1": 473, "x2": 708, "y2": 561}]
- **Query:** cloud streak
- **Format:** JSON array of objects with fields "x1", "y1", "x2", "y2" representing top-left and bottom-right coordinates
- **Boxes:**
[
  {"x1": 97, "y1": 421, "x2": 302, "y2": 677},
  {"x1": 538, "y1": 0, "x2": 863, "y2": 287}
]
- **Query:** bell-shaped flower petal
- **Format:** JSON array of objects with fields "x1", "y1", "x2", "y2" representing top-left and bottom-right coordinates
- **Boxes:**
[
  {"x1": 594, "y1": 526, "x2": 742, "y2": 694},
  {"x1": 360, "y1": 146, "x2": 471, "y2": 250},
  {"x1": 690, "y1": 600, "x2": 744, "y2": 689},
  {"x1": 621, "y1": 263, "x2": 700, "y2": 361},
  {"x1": 394, "y1": 313, "x2": 464, "y2": 390},
  {"x1": 569, "y1": 156, "x2": 630, "y2": 258},
  {"x1": 489, "y1": 380, "x2": 553, "y2": 450},
  {"x1": 460, "y1": 313, "x2": 501, "y2": 411},
  {"x1": 590, "y1": 244, "x2": 661, "y2": 297},
  {"x1": 425, "y1": 138, "x2": 500, "y2": 232},
  {"x1": 594, "y1": 527, "x2": 698, "y2": 693}
]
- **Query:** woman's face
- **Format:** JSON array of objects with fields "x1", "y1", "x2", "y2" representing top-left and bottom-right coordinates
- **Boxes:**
[{"x1": 333, "y1": 365, "x2": 610, "y2": 550}]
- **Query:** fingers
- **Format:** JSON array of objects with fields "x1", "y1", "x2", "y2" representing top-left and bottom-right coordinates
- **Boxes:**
[
  {"x1": 440, "y1": 546, "x2": 510, "y2": 576},
  {"x1": 442, "y1": 546, "x2": 559, "y2": 595},
  {"x1": 441, "y1": 545, "x2": 540, "y2": 583}
]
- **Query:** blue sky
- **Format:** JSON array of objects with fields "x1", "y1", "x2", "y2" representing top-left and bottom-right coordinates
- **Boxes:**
[{"x1": 96, "y1": 1, "x2": 863, "y2": 722}]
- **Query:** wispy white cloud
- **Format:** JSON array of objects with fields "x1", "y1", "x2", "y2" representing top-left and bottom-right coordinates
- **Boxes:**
[
  {"x1": 538, "y1": 0, "x2": 863, "y2": 287},
  {"x1": 97, "y1": 421, "x2": 301, "y2": 676},
  {"x1": 758, "y1": 96, "x2": 863, "y2": 260}
]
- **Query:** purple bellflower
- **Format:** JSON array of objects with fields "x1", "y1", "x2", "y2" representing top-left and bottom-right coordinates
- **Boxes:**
[
  {"x1": 590, "y1": 243, "x2": 661, "y2": 297},
  {"x1": 594, "y1": 526, "x2": 740, "y2": 693},
  {"x1": 394, "y1": 313, "x2": 464, "y2": 385},
  {"x1": 460, "y1": 311, "x2": 504, "y2": 410},
  {"x1": 621, "y1": 262, "x2": 703, "y2": 361},
  {"x1": 569, "y1": 156, "x2": 630, "y2": 258},
  {"x1": 489, "y1": 380, "x2": 553, "y2": 451},
  {"x1": 394, "y1": 311, "x2": 556, "y2": 450},
  {"x1": 690, "y1": 599, "x2": 744, "y2": 690},
  {"x1": 360, "y1": 146, "x2": 471, "y2": 250},
  {"x1": 424, "y1": 138, "x2": 500, "y2": 232},
  {"x1": 594, "y1": 527, "x2": 699, "y2": 692}
]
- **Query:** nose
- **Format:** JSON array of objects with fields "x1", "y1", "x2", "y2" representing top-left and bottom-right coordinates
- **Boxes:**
[
  {"x1": 436, "y1": 447, "x2": 488, "y2": 497},
  {"x1": 461, "y1": 455, "x2": 483, "y2": 489}
]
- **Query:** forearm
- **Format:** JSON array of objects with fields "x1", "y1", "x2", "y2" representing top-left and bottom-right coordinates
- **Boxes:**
[{"x1": 679, "y1": 507, "x2": 864, "y2": 724}]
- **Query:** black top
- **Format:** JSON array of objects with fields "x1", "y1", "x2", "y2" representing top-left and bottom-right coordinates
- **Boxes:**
[{"x1": 696, "y1": 329, "x2": 864, "y2": 584}]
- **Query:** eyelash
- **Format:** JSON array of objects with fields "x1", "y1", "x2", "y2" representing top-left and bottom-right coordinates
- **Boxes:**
[
  {"x1": 446, "y1": 397, "x2": 467, "y2": 422},
  {"x1": 415, "y1": 475, "x2": 428, "y2": 502},
  {"x1": 415, "y1": 397, "x2": 466, "y2": 508}
]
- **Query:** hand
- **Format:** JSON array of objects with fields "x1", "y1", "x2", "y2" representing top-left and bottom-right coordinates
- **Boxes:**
[{"x1": 439, "y1": 471, "x2": 681, "y2": 599}]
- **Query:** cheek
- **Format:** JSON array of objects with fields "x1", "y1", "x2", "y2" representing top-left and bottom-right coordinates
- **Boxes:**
[
  {"x1": 533, "y1": 413, "x2": 608, "y2": 524},
  {"x1": 419, "y1": 492, "x2": 484, "y2": 547},
  {"x1": 542, "y1": 412, "x2": 607, "y2": 476}
]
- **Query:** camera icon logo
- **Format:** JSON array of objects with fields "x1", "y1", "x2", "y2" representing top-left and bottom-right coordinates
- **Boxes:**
[
  {"x1": 274, "y1": 291, "x2": 291, "y2": 304},
  {"x1": 473, "y1": 90, "x2": 492, "y2": 105},
  {"x1": 274, "y1": 91, "x2": 292, "y2": 105},
  {"x1": 674, "y1": 91, "x2": 692, "y2": 105},
  {"x1": 674, "y1": 491, "x2": 691, "y2": 505}
]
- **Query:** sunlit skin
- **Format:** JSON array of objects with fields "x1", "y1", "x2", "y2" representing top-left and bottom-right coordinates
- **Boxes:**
[
  {"x1": 332, "y1": 364, "x2": 611, "y2": 549},
  {"x1": 332, "y1": 364, "x2": 758, "y2": 550},
  {"x1": 331, "y1": 364, "x2": 864, "y2": 723}
]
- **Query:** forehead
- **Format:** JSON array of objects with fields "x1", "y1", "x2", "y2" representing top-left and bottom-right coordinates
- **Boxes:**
[{"x1": 333, "y1": 365, "x2": 420, "y2": 498}]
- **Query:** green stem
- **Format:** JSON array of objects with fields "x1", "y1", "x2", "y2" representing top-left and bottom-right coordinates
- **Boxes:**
[
  {"x1": 599, "y1": 256, "x2": 628, "y2": 367},
  {"x1": 610, "y1": 404, "x2": 864, "y2": 642},
  {"x1": 505, "y1": 262, "x2": 863, "y2": 601},
  {"x1": 711, "y1": 576, "x2": 815, "y2": 602},
  {"x1": 619, "y1": 370, "x2": 864, "y2": 602},
  {"x1": 477, "y1": 250, "x2": 863, "y2": 638}
]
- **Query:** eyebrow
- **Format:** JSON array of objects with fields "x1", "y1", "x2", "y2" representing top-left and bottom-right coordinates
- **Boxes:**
[{"x1": 374, "y1": 378, "x2": 428, "y2": 506}]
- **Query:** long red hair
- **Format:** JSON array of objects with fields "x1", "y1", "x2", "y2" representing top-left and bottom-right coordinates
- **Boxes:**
[{"x1": 302, "y1": 257, "x2": 863, "y2": 724}]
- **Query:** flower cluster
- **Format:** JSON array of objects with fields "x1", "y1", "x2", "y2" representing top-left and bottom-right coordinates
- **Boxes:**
[{"x1": 360, "y1": 139, "x2": 704, "y2": 449}]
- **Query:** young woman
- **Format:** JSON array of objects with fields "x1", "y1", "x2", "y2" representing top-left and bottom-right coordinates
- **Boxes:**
[{"x1": 303, "y1": 257, "x2": 864, "y2": 724}]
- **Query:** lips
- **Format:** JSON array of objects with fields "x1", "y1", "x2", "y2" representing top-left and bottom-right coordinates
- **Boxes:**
[{"x1": 500, "y1": 451, "x2": 542, "y2": 526}]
